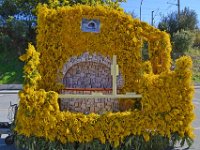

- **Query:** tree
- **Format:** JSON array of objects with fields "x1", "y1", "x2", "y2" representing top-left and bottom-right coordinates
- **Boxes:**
[
  {"x1": 158, "y1": 7, "x2": 198, "y2": 36},
  {"x1": 0, "y1": 0, "x2": 18, "y2": 20},
  {"x1": 179, "y1": 7, "x2": 198, "y2": 31},
  {"x1": 128, "y1": 10, "x2": 137, "y2": 18},
  {"x1": 0, "y1": 0, "x2": 126, "y2": 54},
  {"x1": 172, "y1": 30, "x2": 194, "y2": 56},
  {"x1": 158, "y1": 12, "x2": 178, "y2": 36},
  {"x1": 0, "y1": 0, "x2": 41, "y2": 54}
]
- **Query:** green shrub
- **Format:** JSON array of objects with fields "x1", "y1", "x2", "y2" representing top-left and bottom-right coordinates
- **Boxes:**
[
  {"x1": 15, "y1": 133, "x2": 193, "y2": 150},
  {"x1": 193, "y1": 30, "x2": 200, "y2": 48},
  {"x1": 172, "y1": 30, "x2": 194, "y2": 58}
]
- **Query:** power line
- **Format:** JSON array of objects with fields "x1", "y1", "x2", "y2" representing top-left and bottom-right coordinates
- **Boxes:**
[
  {"x1": 165, "y1": 4, "x2": 173, "y2": 12},
  {"x1": 166, "y1": 0, "x2": 181, "y2": 29},
  {"x1": 151, "y1": 8, "x2": 159, "y2": 26},
  {"x1": 167, "y1": 0, "x2": 180, "y2": 19}
]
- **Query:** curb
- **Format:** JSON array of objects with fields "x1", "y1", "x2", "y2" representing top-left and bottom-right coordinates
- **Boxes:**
[{"x1": 0, "y1": 84, "x2": 22, "y2": 90}]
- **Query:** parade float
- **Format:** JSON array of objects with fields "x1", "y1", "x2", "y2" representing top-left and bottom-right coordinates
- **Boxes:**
[{"x1": 15, "y1": 4, "x2": 195, "y2": 150}]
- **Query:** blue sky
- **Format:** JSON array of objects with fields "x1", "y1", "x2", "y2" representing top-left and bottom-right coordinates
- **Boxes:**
[{"x1": 120, "y1": 0, "x2": 200, "y2": 27}]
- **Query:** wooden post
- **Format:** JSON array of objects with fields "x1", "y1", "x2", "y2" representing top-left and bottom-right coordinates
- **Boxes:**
[{"x1": 111, "y1": 55, "x2": 119, "y2": 96}]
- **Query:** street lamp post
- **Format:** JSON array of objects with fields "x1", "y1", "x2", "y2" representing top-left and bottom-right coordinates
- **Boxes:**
[
  {"x1": 151, "y1": 10, "x2": 154, "y2": 26},
  {"x1": 140, "y1": 0, "x2": 144, "y2": 21}
]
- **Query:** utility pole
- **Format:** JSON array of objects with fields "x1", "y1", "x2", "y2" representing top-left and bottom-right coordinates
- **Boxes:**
[
  {"x1": 151, "y1": 10, "x2": 154, "y2": 26},
  {"x1": 167, "y1": 0, "x2": 180, "y2": 20},
  {"x1": 178, "y1": 0, "x2": 180, "y2": 20},
  {"x1": 167, "y1": 0, "x2": 181, "y2": 28}
]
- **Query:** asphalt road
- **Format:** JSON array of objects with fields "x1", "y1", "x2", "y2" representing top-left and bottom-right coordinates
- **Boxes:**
[
  {"x1": 0, "y1": 89, "x2": 200, "y2": 150},
  {"x1": 190, "y1": 88, "x2": 200, "y2": 150},
  {"x1": 0, "y1": 90, "x2": 19, "y2": 150}
]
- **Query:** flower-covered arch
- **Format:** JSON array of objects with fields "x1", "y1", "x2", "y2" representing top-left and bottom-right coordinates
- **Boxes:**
[
  {"x1": 36, "y1": 5, "x2": 171, "y2": 92},
  {"x1": 15, "y1": 4, "x2": 195, "y2": 149}
]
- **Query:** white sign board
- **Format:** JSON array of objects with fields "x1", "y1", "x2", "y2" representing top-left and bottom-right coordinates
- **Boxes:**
[{"x1": 81, "y1": 19, "x2": 100, "y2": 33}]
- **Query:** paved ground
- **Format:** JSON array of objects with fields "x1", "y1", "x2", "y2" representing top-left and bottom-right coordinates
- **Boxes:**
[
  {"x1": 190, "y1": 88, "x2": 200, "y2": 150},
  {"x1": 0, "y1": 91, "x2": 19, "y2": 150},
  {"x1": 0, "y1": 89, "x2": 200, "y2": 150}
]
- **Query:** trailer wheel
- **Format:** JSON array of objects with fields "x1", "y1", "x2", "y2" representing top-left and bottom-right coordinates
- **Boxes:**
[{"x1": 5, "y1": 135, "x2": 14, "y2": 145}]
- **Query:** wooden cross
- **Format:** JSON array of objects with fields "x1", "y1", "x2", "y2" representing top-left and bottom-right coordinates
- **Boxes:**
[{"x1": 59, "y1": 55, "x2": 142, "y2": 99}]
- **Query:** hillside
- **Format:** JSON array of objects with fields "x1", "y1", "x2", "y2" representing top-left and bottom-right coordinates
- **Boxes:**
[
  {"x1": 0, "y1": 51, "x2": 23, "y2": 84},
  {"x1": 187, "y1": 52, "x2": 200, "y2": 84}
]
